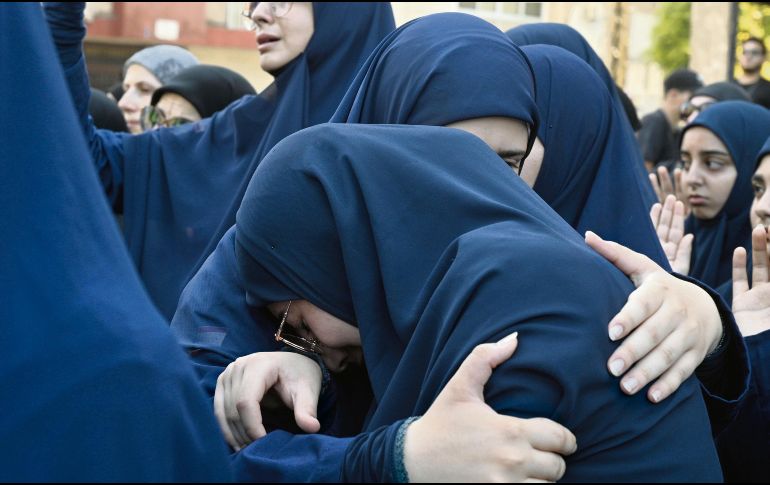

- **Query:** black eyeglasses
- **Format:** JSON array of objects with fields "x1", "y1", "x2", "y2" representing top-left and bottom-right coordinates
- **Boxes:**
[
  {"x1": 743, "y1": 49, "x2": 765, "y2": 57},
  {"x1": 140, "y1": 105, "x2": 194, "y2": 131},
  {"x1": 242, "y1": 2, "x2": 294, "y2": 31},
  {"x1": 275, "y1": 300, "x2": 323, "y2": 355},
  {"x1": 679, "y1": 100, "x2": 716, "y2": 122}
]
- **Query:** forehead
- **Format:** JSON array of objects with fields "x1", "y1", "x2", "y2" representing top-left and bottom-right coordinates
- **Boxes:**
[
  {"x1": 690, "y1": 95, "x2": 716, "y2": 106},
  {"x1": 124, "y1": 64, "x2": 161, "y2": 86},
  {"x1": 681, "y1": 126, "x2": 728, "y2": 153},
  {"x1": 155, "y1": 92, "x2": 198, "y2": 117}
]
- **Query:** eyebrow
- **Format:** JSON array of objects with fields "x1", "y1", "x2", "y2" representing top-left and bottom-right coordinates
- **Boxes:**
[{"x1": 753, "y1": 174, "x2": 766, "y2": 184}]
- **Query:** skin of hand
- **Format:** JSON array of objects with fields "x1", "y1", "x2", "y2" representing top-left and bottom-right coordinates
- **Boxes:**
[
  {"x1": 650, "y1": 194, "x2": 694, "y2": 275},
  {"x1": 585, "y1": 231, "x2": 722, "y2": 403},
  {"x1": 404, "y1": 333, "x2": 578, "y2": 483},
  {"x1": 732, "y1": 224, "x2": 770, "y2": 337},
  {"x1": 215, "y1": 351, "x2": 322, "y2": 451},
  {"x1": 650, "y1": 166, "x2": 690, "y2": 215}
]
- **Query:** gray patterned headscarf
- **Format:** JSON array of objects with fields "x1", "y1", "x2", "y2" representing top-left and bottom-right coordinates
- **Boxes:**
[{"x1": 123, "y1": 45, "x2": 199, "y2": 84}]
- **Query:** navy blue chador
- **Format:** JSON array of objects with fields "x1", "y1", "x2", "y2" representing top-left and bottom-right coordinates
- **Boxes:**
[
  {"x1": 45, "y1": 2, "x2": 395, "y2": 318},
  {"x1": 0, "y1": 3, "x2": 230, "y2": 481},
  {"x1": 235, "y1": 123, "x2": 722, "y2": 482}
]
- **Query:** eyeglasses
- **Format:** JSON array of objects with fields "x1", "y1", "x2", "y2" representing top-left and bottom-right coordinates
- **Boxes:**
[
  {"x1": 242, "y1": 2, "x2": 294, "y2": 31},
  {"x1": 275, "y1": 300, "x2": 323, "y2": 355},
  {"x1": 743, "y1": 49, "x2": 765, "y2": 57},
  {"x1": 140, "y1": 105, "x2": 195, "y2": 131},
  {"x1": 679, "y1": 100, "x2": 716, "y2": 122}
]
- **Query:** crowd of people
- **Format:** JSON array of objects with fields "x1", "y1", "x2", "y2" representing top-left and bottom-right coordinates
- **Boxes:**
[{"x1": 2, "y1": 2, "x2": 769, "y2": 482}]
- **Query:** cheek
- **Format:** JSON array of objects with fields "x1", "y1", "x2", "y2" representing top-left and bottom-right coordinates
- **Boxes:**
[{"x1": 751, "y1": 199, "x2": 761, "y2": 226}]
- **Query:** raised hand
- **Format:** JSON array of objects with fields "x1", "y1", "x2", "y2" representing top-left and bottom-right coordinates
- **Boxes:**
[
  {"x1": 732, "y1": 225, "x2": 770, "y2": 337},
  {"x1": 651, "y1": 194, "x2": 694, "y2": 275}
]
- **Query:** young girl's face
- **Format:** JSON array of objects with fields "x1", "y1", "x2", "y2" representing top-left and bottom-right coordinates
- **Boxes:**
[{"x1": 680, "y1": 127, "x2": 738, "y2": 220}]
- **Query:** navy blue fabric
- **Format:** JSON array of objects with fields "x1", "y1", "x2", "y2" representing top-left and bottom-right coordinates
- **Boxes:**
[
  {"x1": 523, "y1": 45, "x2": 669, "y2": 269},
  {"x1": 235, "y1": 123, "x2": 722, "y2": 482},
  {"x1": 683, "y1": 101, "x2": 770, "y2": 288},
  {"x1": 330, "y1": 12, "x2": 539, "y2": 156},
  {"x1": 506, "y1": 23, "x2": 656, "y2": 203},
  {"x1": 715, "y1": 330, "x2": 770, "y2": 481},
  {"x1": 0, "y1": 3, "x2": 230, "y2": 480},
  {"x1": 44, "y1": 2, "x2": 395, "y2": 319}
]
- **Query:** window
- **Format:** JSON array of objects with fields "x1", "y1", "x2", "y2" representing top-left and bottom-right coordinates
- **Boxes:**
[{"x1": 458, "y1": 2, "x2": 543, "y2": 20}]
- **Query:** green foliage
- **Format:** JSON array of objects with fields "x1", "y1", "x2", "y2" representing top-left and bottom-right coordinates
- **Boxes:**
[
  {"x1": 649, "y1": 2, "x2": 692, "y2": 74},
  {"x1": 736, "y1": 2, "x2": 770, "y2": 78}
]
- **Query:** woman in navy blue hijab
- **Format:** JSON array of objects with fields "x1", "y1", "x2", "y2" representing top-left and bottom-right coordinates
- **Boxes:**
[
  {"x1": 43, "y1": 2, "x2": 395, "y2": 319},
  {"x1": 233, "y1": 122, "x2": 722, "y2": 482},
  {"x1": 521, "y1": 44, "x2": 669, "y2": 267},
  {"x1": 681, "y1": 101, "x2": 770, "y2": 289},
  {"x1": 0, "y1": 3, "x2": 230, "y2": 480}
]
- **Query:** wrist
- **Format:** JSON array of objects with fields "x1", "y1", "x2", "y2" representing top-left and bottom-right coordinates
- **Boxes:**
[{"x1": 393, "y1": 416, "x2": 421, "y2": 483}]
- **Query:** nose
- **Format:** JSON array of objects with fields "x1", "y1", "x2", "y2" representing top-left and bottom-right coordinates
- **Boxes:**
[
  {"x1": 252, "y1": 2, "x2": 275, "y2": 28},
  {"x1": 754, "y1": 192, "x2": 770, "y2": 224},
  {"x1": 323, "y1": 349, "x2": 349, "y2": 373},
  {"x1": 118, "y1": 89, "x2": 139, "y2": 114},
  {"x1": 682, "y1": 160, "x2": 705, "y2": 189}
]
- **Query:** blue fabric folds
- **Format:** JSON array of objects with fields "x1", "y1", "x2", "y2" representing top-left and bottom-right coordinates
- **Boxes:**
[
  {"x1": 235, "y1": 123, "x2": 722, "y2": 482},
  {"x1": 684, "y1": 101, "x2": 770, "y2": 288},
  {"x1": 523, "y1": 45, "x2": 669, "y2": 268},
  {"x1": 330, "y1": 12, "x2": 539, "y2": 155},
  {"x1": 507, "y1": 23, "x2": 656, "y2": 202},
  {"x1": 0, "y1": 3, "x2": 230, "y2": 481}
]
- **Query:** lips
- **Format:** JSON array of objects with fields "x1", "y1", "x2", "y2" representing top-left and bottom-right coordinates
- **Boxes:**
[
  {"x1": 257, "y1": 33, "x2": 280, "y2": 52},
  {"x1": 688, "y1": 195, "x2": 707, "y2": 206}
]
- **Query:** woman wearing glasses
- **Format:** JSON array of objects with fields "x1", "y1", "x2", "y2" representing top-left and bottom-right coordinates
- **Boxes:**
[
  {"x1": 42, "y1": 2, "x2": 395, "y2": 319},
  {"x1": 141, "y1": 65, "x2": 256, "y2": 131}
]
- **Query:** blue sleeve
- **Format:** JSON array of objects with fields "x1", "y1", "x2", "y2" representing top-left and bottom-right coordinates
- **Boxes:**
[
  {"x1": 232, "y1": 431, "x2": 355, "y2": 483},
  {"x1": 715, "y1": 330, "x2": 770, "y2": 481},
  {"x1": 672, "y1": 274, "x2": 750, "y2": 436},
  {"x1": 43, "y1": 2, "x2": 128, "y2": 210}
]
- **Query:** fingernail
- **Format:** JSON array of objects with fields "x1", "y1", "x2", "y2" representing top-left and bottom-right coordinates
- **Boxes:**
[
  {"x1": 622, "y1": 377, "x2": 638, "y2": 394},
  {"x1": 609, "y1": 359, "x2": 625, "y2": 376},
  {"x1": 651, "y1": 390, "x2": 662, "y2": 403},
  {"x1": 497, "y1": 331, "x2": 518, "y2": 347},
  {"x1": 609, "y1": 325, "x2": 623, "y2": 341}
]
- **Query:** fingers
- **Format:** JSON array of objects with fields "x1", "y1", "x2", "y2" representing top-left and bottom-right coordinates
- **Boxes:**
[
  {"x1": 656, "y1": 195, "x2": 676, "y2": 241},
  {"x1": 223, "y1": 363, "x2": 252, "y2": 449},
  {"x1": 752, "y1": 224, "x2": 769, "y2": 286},
  {"x1": 673, "y1": 234, "x2": 693, "y2": 275},
  {"x1": 606, "y1": 281, "x2": 665, "y2": 343},
  {"x1": 618, "y1": 331, "x2": 693, "y2": 401},
  {"x1": 650, "y1": 202, "x2": 662, "y2": 228},
  {"x1": 733, "y1": 247, "x2": 750, "y2": 298},
  {"x1": 290, "y1": 387, "x2": 322, "y2": 434},
  {"x1": 525, "y1": 451, "x2": 567, "y2": 482},
  {"x1": 237, "y1": 377, "x2": 268, "y2": 442},
  {"x1": 674, "y1": 168, "x2": 687, "y2": 206},
  {"x1": 668, "y1": 200, "x2": 686, "y2": 244},
  {"x1": 644, "y1": 352, "x2": 701, "y2": 404},
  {"x1": 649, "y1": 173, "x2": 663, "y2": 203},
  {"x1": 584, "y1": 231, "x2": 660, "y2": 287},
  {"x1": 443, "y1": 332, "x2": 518, "y2": 402},
  {"x1": 214, "y1": 372, "x2": 239, "y2": 450},
  {"x1": 658, "y1": 166, "x2": 674, "y2": 199},
  {"x1": 520, "y1": 417, "x2": 577, "y2": 455}
]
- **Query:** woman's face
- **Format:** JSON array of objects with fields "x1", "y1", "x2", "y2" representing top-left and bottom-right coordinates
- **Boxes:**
[
  {"x1": 750, "y1": 155, "x2": 770, "y2": 229},
  {"x1": 154, "y1": 93, "x2": 202, "y2": 126},
  {"x1": 680, "y1": 127, "x2": 738, "y2": 220},
  {"x1": 446, "y1": 117, "x2": 542, "y2": 187},
  {"x1": 267, "y1": 300, "x2": 362, "y2": 372},
  {"x1": 119, "y1": 64, "x2": 163, "y2": 134},
  {"x1": 684, "y1": 95, "x2": 717, "y2": 124},
  {"x1": 251, "y1": 2, "x2": 314, "y2": 73}
]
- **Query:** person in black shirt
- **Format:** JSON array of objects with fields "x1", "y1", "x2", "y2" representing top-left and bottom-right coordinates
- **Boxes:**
[
  {"x1": 638, "y1": 69, "x2": 703, "y2": 172},
  {"x1": 734, "y1": 37, "x2": 770, "y2": 109}
]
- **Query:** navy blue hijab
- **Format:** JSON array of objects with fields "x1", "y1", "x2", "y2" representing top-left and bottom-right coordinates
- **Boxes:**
[
  {"x1": 235, "y1": 123, "x2": 721, "y2": 481},
  {"x1": 684, "y1": 102, "x2": 770, "y2": 288},
  {"x1": 507, "y1": 23, "x2": 655, "y2": 201},
  {"x1": 523, "y1": 45, "x2": 669, "y2": 268},
  {"x1": 119, "y1": 3, "x2": 394, "y2": 318},
  {"x1": 0, "y1": 4, "x2": 230, "y2": 480},
  {"x1": 330, "y1": 13, "x2": 539, "y2": 155}
]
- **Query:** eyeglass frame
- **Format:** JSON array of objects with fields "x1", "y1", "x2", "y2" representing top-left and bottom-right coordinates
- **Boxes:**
[
  {"x1": 679, "y1": 100, "x2": 716, "y2": 122},
  {"x1": 140, "y1": 105, "x2": 195, "y2": 131},
  {"x1": 275, "y1": 300, "x2": 323, "y2": 355},
  {"x1": 242, "y1": 2, "x2": 294, "y2": 31}
]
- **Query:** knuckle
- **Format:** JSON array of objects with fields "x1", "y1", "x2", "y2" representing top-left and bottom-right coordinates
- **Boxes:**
[{"x1": 660, "y1": 344, "x2": 677, "y2": 367}]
